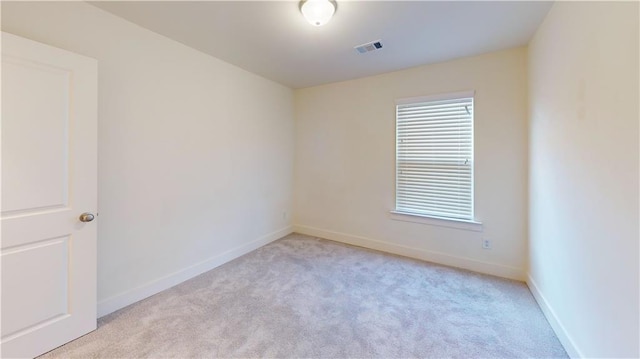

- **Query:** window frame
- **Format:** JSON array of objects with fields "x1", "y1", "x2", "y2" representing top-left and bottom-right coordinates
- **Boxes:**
[{"x1": 392, "y1": 90, "x2": 481, "y2": 229}]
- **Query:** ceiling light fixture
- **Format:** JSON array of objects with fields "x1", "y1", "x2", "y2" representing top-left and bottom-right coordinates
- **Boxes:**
[{"x1": 301, "y1": 0, "x2": 336, "y2": 27}]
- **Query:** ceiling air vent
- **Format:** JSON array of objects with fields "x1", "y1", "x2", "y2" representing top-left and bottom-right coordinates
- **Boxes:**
[{"x1": 354, "y1": 40, "x2": 383, "y2": 54}]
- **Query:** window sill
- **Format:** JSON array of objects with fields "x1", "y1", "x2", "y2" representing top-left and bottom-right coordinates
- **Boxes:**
[{"x1": 389, "y1": 210, "x2": 483, "y2": 232}]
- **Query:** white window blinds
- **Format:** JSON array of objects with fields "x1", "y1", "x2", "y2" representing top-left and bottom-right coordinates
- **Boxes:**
[{"x1": 395, "y1": 93, "x2": 474, "y2": 221}]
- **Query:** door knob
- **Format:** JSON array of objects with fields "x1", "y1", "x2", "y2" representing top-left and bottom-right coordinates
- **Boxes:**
[{"x1": 79, "y1": 212, "x2": 95, "y2": 222}]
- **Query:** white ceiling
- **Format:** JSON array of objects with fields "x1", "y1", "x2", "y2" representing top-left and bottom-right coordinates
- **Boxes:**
[{"x1": 91, "y1": 1, "x2": 553, "y2": 89}]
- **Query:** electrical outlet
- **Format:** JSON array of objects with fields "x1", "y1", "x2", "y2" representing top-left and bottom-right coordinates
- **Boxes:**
[
  {"x1": 282, "y1": 211, "x2": 288, "y2": 220},
  {"x1": 482, "y1": 239, "x2": 492, "y2": 250}
]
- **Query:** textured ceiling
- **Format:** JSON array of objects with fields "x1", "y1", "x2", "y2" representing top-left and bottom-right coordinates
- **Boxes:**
[{"x1": 91, "y1": 1, "x2": 553, "y2": 88}]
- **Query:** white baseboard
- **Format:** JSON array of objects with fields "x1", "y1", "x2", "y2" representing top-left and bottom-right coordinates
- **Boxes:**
[
  {"x1": 526, "y1": 274, "x2": 583, "y2": 358},
  {"x1": 97, "y1": 226, "x2": 293, "y2": 318},
  {"x1": 292, "y1": 224, "x2": 525, "y2": 281}
]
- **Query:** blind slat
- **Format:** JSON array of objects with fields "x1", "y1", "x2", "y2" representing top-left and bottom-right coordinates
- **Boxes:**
[
  {"x1": 398, "y1": 196, "x2": 472, "y2": 206},
  {"x1": 395, "y1": 204, "x2": 471, "y2": 218},
  {"x1": 397, "y1": 202, "x2": 472, "y2": 214},
  {"x1": 398, "y1": 191, "x2": 471, "y2": 203}
]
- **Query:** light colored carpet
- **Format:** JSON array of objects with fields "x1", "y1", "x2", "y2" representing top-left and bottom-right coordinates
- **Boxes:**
[{"x1": 41, "y1": 233, "x2": 567, "y2": 358}]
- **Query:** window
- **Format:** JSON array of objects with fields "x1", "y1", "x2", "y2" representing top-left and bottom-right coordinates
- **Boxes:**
[{"x1": 395, "y1": 91, "x2": 474, "y2": 222}]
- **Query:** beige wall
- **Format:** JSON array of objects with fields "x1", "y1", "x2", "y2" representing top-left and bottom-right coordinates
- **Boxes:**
[
  {"x1": 5, "y1": 3, "x2": 638, "y2": 355},
  {"x1": 1, "y1": 2, "x2": 294, "y2": 315},
  {"x1": 294, "y1": 47, "x2": 529, "y2": 279},
  {"x1": 527, "y1": 2, "x2": 639, "y2": 357}
]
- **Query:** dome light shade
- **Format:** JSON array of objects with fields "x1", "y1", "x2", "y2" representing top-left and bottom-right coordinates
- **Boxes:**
[{"x1": 301, "y1": 0, "x2": 336, "y2": 27}]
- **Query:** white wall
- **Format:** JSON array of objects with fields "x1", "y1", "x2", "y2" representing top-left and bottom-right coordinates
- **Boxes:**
[
  {"x1": 294, "y1": 48, "x2": 529, "y2": 280},
  {"x1": 5, "y1": 4, "x2": 637, "y2": 355},
  {"x1": 527, "y1": 2, "x2": 639, "y2": 357},
  {"x1": 1, "y1": 2, "x2": 294, "y2": 315}
]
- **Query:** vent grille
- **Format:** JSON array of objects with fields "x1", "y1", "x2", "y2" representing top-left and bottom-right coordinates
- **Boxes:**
[{"x1": 355, "y1": 40, "x2": 383, "y2": 54}]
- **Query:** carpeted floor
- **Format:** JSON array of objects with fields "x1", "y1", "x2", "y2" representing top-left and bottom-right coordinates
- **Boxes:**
[{"x1": 41, "y1": 233, "x2": 567, "y2": 358}]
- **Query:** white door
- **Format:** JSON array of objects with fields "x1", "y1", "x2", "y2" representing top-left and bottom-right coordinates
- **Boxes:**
[{"x1": 1, "y1": 32, "x2": 97, "y2": 359}]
